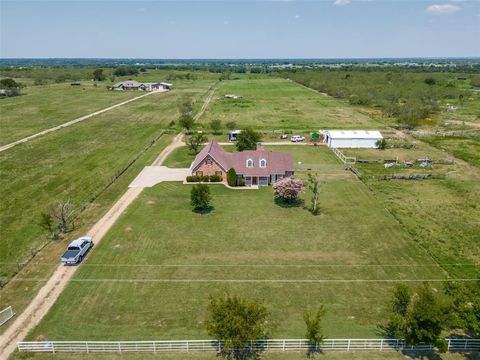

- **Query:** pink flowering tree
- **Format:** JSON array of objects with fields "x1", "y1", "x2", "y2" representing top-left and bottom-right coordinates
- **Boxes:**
[{"x1": 273, "y1": 177, "x2": 304, "y2": 204}]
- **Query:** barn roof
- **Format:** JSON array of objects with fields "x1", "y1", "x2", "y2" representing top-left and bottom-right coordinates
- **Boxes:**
[{"x1": 324, "y1": 130, "x2": 383, "y2": 139}]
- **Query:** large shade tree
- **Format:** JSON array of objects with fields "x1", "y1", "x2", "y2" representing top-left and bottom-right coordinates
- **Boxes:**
[
  {"x1": 206, "y1": 293, "x2": 269, "y2": 359},
  {"x1": 236, "y1": 128, "x2": 262, "y2": 151}
]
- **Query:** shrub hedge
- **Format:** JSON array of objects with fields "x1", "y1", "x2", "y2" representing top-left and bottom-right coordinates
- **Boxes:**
[{"x1": 186, "y1": 175, "x2": 223, "y2": 183}]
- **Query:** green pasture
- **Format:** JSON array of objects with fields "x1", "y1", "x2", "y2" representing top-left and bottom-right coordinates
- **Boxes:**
[
  {"x1": 0, "y1": 82, "x2": 140, "y2": 145},
  {"x1": 198, "y1": 78, "x2": 383, "y2": 131},
  {"x1": 0, "y1": 76, "x2": 216, "y2": 290},
  {"x1": 28, "y1": 146, "x2": 446, "y2": 341},
  {"x1": 420, "y1": 134, "x2": 480, "y2": 169}
]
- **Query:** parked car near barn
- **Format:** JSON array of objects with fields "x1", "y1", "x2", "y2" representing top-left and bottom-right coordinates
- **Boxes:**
[{"x1": 291, "y1": 135, "x2": 305, "y2": 142}]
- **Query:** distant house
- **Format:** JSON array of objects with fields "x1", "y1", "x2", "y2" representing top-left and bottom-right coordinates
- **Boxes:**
[
  {"x1": 112, "y1": 80, "x2": 142, "y2": 91},
  {"x1": 112, "y1": 81, "x2": 172, "y2": 91},
  {"x1": 224, "y1": 94, "x2": 242, "y2": 99},
  {"x1": 323, "y1": 130, "x2": 383, "y2": 148},
  {"x1": 190, "y1": 141, "x2": 294, "y2": 187}
]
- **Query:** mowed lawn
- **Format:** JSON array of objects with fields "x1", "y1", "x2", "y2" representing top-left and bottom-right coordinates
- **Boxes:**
[
  {"x1": 0, "y1": 82, "x2": 141, "y2": 145},
  {"x1": 29, "y1": 146, "x2": 445, "y2": 341},
  {"x1": 199, "y1": 78, "x2": 384, "y2": 131},
  {"x1": 0, "y1": 77, "x2": 216, "y2": 284}
]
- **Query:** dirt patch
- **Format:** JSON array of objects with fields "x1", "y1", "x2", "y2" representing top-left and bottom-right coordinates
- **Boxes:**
[
  {"x1": 147, "y1": 200, "x2": 156, "y2": 205},
  {"x1": 124, "y1": 225, "x2": 132, "y2": 232}
]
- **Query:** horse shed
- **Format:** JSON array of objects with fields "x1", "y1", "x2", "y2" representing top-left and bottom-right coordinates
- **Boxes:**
[{"x1": 323, "y1": 130, "x2": 383, "y2": 148}]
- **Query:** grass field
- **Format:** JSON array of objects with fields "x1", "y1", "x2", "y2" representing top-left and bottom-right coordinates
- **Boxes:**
[
  {"x1": 0, "y1": 82, "x2": 141, "y2": 145},
  {"x1": 341, "y1": 145, "x2": 456, "y2": 177},
  {"x1": 27, "y1": 146, "x2": 447, "y2": 341},
  {"x1": 420, "y1": 134, "x2": 480, "y2": 169},
  {"x1": 199, "y1": 78, "x2": 384, "y2": 131},
  {"x1": 0, "y1": 76, "x2": 216, "y2": 290}
]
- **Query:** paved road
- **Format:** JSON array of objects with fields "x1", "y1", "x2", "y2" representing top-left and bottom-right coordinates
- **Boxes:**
[{"x1": 0, "y1": 90, "x2": 165, "y2": 153}]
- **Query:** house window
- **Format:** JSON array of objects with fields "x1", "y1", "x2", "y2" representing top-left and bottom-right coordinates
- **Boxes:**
[
  {"x1": 215, "y1": 171, "x2": 222, "y2": 176},
  {"x1": 205, "y1": 159, "x2": 212, "y2": 165},
  {"x1": 259, "y1": 159, "x2": 267, "y2": 168},
  {"x1": 246, "y1": 159, "x2": 254, "y2": 168},
  {"x1": 196, "y1": 171, "x2": 203, "y2": 176}
]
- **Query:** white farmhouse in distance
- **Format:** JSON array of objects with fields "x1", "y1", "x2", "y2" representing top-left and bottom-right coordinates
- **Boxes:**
[{"x1": 323, "y1": 130, "x2": 383, "y2": 148}]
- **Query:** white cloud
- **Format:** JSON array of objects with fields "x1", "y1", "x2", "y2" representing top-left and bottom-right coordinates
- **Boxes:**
[
  {"x1": 334, "y1": 0, "x2": 351, "y2": 6},
  {"x1": 138, "y1": 7, "x2": 146, "y2": 12},
  {"x1": 294, "y1": 14, "x2": 301, "y2": 19},
  {"x1": 223, "y1": 20, "x2": 229, "y2": 25},
  {"x1": 426, "y1": 4, "x2": 461, "y2": 14}
]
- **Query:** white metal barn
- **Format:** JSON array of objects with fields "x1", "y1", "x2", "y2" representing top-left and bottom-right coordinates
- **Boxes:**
[{"x1": 323, "y1": 130, "x2": 383, "y2": 148}]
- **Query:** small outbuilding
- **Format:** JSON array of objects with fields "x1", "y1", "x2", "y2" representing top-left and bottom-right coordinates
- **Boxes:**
[{"x1": 323, "y1": 130, "x2": 383, "y2": 148}]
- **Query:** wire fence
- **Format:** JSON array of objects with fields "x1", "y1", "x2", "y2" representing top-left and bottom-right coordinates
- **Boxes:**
[
  {"x1": 0, "y1": 306, "x2": 15, "y2": 326},
  {"x1": 17, "y1": 338, "x2": 480, "y2": 353}
]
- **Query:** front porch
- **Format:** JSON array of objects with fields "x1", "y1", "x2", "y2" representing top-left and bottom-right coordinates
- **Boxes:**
[{"x1": 243, "y1": 174, "x2": 285, "y2": 187}]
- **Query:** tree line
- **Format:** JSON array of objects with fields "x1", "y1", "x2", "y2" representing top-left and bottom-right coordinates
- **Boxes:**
[
  {"x1": 281, "y1": 70, "x2": 478, "y2": 129},
  {"x1": 202, "y1": 280, "x2": 479, "y2": 360}
]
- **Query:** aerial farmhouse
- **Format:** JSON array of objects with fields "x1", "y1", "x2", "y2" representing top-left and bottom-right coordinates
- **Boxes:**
[
  {"x1": 112, "y1": 81, "x2": 172, "y2": 91},
  {"x1": 190, "y1": 141, "x2": 294, "y2": 186},
  {"x1": 323, "y1": 130, "x2": 383, "y2": 148}
]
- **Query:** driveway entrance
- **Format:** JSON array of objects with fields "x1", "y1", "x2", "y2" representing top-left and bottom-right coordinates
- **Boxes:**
[{"x1": 129, "y1": 166, "x2": 190, "y2": 188}]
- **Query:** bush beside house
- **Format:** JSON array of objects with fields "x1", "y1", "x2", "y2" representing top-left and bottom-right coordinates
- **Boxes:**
[
  {"x1": 187, "y1": 174, "x2": 223, "y2": 183},
  {"x1": 227, "y1": 168, "x2": 237, "y2": 187}
]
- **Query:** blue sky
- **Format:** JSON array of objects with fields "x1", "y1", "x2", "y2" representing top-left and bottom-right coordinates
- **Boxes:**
[{"x1": 1, "y1": 0, "x2": 479, "y2": 58}]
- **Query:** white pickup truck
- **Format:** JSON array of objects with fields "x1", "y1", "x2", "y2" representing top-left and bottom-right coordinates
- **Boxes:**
[{"x1": 61, "y1": 236, "x2": 93, "y2": 265}]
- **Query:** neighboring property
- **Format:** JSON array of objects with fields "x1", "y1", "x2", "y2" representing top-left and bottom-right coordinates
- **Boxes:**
[
  {"x1": 190, "y1": 141, "x2": 294, "y2": 186},
  {"x1": 224, "y1": 94, "x2": 242, "y2": 99},
  {"x1": 322, "y1": 130, "x2": 383, "y2": 148},
  {"x1": 112, "y1": 81, "x2": 172, "y2": 91}
]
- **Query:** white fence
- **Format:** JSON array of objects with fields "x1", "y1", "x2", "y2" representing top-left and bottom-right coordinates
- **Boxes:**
[
  {"x1": 0, "y1": 306, "x2": 15, "y2": 326},
  {"x1": 331, "y1": 147, "x2": 356, "y2": 164},
  {"x1": 17, "y1": 338, "x2": 480, "y2": 353}
]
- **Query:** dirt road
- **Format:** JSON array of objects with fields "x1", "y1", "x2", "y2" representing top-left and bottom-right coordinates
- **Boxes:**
[
  {"x1": 0, "y1": 90, "x2": 164, "y2": 153},
  {"x1": 0, "y1": 133, "x2": 184, "y2": 359},
  {"x1": 193, "y1": 84, "x2": 217, "y2": 121}
]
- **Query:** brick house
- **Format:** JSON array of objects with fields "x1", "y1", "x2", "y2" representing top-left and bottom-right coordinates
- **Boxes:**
[{"x1": 190, "y1": 141, "x2": 294, "y2": 186}]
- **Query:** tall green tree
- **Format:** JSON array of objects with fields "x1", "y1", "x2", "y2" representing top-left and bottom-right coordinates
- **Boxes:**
[
  {"x1": 227, "y1": 168, "x2": 237, "y2": 187},
  {"x1": 236, "y1": 128, "x2": 262, "y2": 151},
  {"x1": 206, "y1": 293, "x2": 269, "y2": 359},
  {"x1": 443, "y1": 280, "x2": 480, "y2": 336},
  {"x1": 93, "y1": 69, "x2": 106, "y2": 81},
  {"x1": 178, "y1": 114, "x2": 195, "y2": 133},
  {"x1": 386, "y1": 284, "x2": 412, "y2": 338},
  {"x1": 187, "y1": 133, "x2": 208, "y2": 155},
  {"x1": 307, "y1": 173, "x2": 321, "y2": 215},
  {"x1": 405, "y1": 284, "x2": 451, "y2": 352},
  {"x1": 304, "y1": 305, "x2": 326, "y2": 355},
  {"x1": 190, "y1": 184, "x2": 212, "y2": 213}
]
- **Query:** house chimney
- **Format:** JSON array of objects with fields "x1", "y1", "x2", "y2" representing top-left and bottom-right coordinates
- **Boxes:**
[{"x1": 256, "y1": 142, "x2": 264, "y2": 151}]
